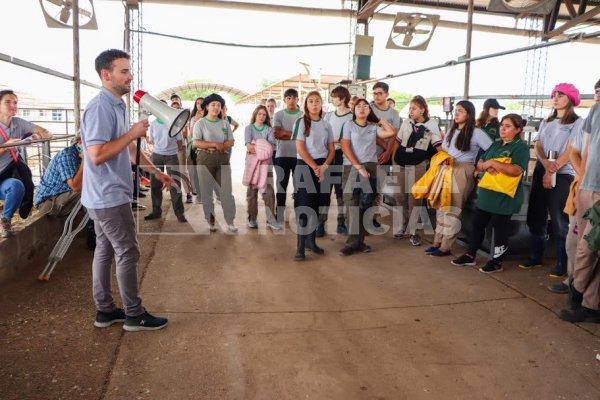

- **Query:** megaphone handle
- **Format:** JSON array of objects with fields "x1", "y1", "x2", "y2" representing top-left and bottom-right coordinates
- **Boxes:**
[{"x1": 134, "y1": 137, "x2": 142, "y2": 200}]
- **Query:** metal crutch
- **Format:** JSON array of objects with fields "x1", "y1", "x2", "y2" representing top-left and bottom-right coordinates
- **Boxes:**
[{"x1": 38, "y1": 200, "x2": 90, "y2": 281}]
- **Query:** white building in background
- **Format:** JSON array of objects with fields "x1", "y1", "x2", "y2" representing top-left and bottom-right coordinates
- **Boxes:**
[{"x1": 1, "y1": 84, "x2": 79, "y2": 137}]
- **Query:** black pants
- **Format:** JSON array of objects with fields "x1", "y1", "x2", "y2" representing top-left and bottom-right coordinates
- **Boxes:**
[
  {"x1": 526, "y1": 162, "x2": 573, "y2": 240},
  {"x1": 320, "y1": 149, "x2": 345, "y2": 223},
  {"x1": 274, "y1": 157, "x2": 297, "y2": 219},
  {"x1": 468, "y1": 208, "x2": 512, "y2": 263},
  {"x1": 294, "y1": 159, "x2": 328, "y2": 234}
]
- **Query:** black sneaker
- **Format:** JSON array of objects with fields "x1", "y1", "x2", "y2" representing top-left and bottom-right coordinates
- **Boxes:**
[
  {"x1": 479, "y1": 261, "x2": 503, "y2": 274},
  {"x1": 94, "y1": 308, "x2": 126, "y2": 328},
  {"x1": 123, "y1": 311, "x2": 168, "y2": 332},
  {"x1": 451, "y1": 254, "x2": 476, "y2": 267}
]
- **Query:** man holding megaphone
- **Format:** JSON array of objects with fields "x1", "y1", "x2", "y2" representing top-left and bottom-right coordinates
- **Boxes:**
[{"x1": 81, "y1": 49, "x2": 173, "y2": 332}]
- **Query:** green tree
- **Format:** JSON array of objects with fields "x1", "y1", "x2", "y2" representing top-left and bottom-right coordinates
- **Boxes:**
[{"x1": 389, "y1": 91, "x2": 413, "y2": 111}]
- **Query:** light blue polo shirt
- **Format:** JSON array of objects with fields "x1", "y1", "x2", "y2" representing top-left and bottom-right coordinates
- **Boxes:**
[
  {"x1": 81, "y1": 88, "x2": 133, "y2": 209},
  {"x1": 148, "y1": 118, "x2": 181, "y2": 156}
]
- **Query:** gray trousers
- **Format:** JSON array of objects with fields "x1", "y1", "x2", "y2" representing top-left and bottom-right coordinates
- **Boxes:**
[
  {"x1": 196, "y1": 151, "x2": 236, "y2": 224},
  {"x1": 151, "y1": 153, "x2": 185, "y2": 218},
  {"x1": 88, "y1": 204, "x2": 143, "y2": 317}
]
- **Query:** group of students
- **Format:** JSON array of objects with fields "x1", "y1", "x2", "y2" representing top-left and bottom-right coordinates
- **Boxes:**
[{"x1": 179, "y1": 80, "x2": 597, "y2": 282}]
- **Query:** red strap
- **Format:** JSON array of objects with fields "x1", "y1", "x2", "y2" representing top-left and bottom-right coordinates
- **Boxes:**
[{"x1": 0, "y1": 125, "x2": 18, "y2": 164}]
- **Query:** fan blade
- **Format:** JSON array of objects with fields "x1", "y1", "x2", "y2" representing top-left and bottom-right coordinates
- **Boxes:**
[
  {"x1": 59, "y1": 7, "x2": 71, "y2": 23},
  {"x1": 414, "y1": 29, "x2": 431, "y2": 35},
  {"x1": 393, "y1": 26, "x2": 409, "y2": 34},
  {"x1": 402, "y1": 33, "x2": 413, "y2": 47},
  {"x1": 79, "y1": 8, "x2": 92, "y2": 18},
  {"x1": 46, "y1": 0, "x2": 65, "y2": 6}
]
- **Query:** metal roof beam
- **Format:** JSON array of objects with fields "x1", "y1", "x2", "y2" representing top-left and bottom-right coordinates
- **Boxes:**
[
  {"x1": 545, "y1": 5, "x2": 600, "y2": 37},
  {"x1": 357, "y1": 0, "x2": 386, "y2": 19}
]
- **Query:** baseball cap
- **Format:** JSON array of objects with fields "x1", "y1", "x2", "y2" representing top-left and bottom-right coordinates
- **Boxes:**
[{"x1": 483, "y1": 98, "x2": 505, "y2": 110}]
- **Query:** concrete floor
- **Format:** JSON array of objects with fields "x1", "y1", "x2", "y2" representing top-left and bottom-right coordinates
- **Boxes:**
[
  {"x1": 111, "y1": 199, "x2": 600, "y2": 399},
  {"x1": 2, "y1": 191, "x2": 600, "y2": 400}
]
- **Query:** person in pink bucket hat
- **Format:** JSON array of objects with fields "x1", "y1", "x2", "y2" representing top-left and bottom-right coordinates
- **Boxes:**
[
  {"x1": 551, "y1": 83, "x2": 581, "y2": 107},
  {"x1": 519, "y1": 82, "x2": 584, "y2": 279}
]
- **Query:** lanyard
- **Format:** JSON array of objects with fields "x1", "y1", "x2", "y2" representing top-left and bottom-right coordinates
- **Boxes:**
[{"x1": 0, "y1": 125, "x2": 18, "y2": 165}]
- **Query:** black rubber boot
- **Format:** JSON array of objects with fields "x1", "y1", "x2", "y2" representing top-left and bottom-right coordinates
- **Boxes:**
[
  {"x1": 549, "y1": 239, "x2": 568, "y2": 277},
  {"x1": 294, "y1": 234, "x2": 306, "y2": 261},
  {"x1": 519, "y1": 235, "x2": 545, "y2": 268},
  {"x1": 306, "y1": 231, "x2": 325, "y2": 254},
  {"x1": 566, "y1": 277, "x2": 583, "y2": 310}
]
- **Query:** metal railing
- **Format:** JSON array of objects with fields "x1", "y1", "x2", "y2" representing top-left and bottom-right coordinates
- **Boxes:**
[{"x1": 0, "y1": 135, "x2": 76, "y2": 185}]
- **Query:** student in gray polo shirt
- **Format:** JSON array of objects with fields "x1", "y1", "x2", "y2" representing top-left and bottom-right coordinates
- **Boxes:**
[
  {"x1": 192, "y1": 93, "x2": 237, "y2": 233},
  {"x1": 291, "y1": 91, "x2": 335, "y2": 261},
  {"x1": 0, "y1": 89, "x2": 52, "y2": 238},
  {"x1": 273, "y1": 88, "x2": 303, "y2": 223},
  {"x1": 370, "y1": 82, "x2": 401, "y2": 230},
  {"x1": 82, "y1": 49, "x2": 173, "y2": 332}
]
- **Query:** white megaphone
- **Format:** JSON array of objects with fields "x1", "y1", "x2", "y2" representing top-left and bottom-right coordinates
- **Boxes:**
[{"x1": 133, "y1": 90, "x2": 190, "y2": 137}]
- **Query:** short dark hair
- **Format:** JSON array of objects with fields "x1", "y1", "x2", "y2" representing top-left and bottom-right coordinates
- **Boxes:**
[
  {"x1": 0, "y1": 89, "x2": 16, "y2": 102},
  {"x1": 373, "y1": 82, "x2": 389, "y2": 93},
  {"x1": 331, "y1": 86, "x2": 351, "y2": 107},
  {"x1": 267, "y1": 98, "x2": 276, "y2": 104},
  {"x1": 170, "y1": 93, "x2": 181, "y2": 101},
  {"x1": 387, "y1": 97, "x2": 396, "y2": 105},
  {"x1": 284, "y1": 88, "x2": 298, "y2": 98},
  {"x1": 95, "y1": 49, "x2": 130, "y2": 77},
  {"x1": 595, "y1": 79, "x2": 600, "y2": 90}
]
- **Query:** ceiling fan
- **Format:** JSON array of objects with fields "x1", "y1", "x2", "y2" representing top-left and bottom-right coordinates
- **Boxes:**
[
  {"x1": 487, "y1": 0, "x2": 558, "y2": 15},
  {"x1": 386, "y1": 13, "x2": 440, "y2": 51},
  {"x1": 39, "y1": 0, "x2": 98, "y2": 29}
]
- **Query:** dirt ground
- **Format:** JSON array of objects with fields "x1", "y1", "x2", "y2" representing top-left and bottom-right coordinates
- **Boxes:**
[{"x1": 1, "y1": 195, "x2": 600, "y2": 400}]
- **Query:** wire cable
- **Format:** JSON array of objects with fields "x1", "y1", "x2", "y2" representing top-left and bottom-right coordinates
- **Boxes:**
[{"x1": 132, "y1": 29, "x2": 351, "y2": 49}]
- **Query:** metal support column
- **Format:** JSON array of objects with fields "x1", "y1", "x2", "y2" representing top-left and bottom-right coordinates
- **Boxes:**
[
  {"x1": 72, "y1": 0, "x2": 81, "y2": 134},
  {"x1": 464, "y1": 0, "x2": 474, "y2": 99}
]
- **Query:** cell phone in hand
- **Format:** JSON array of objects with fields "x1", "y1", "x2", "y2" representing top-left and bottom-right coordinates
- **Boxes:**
[{"x1": 20, "y1": 132, "x2": 33, "y2": 142}]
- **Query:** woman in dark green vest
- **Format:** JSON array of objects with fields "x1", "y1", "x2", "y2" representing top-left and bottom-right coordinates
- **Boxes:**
[{"x1": 450, "y1": 114, "x2": 529, "y2": 273}]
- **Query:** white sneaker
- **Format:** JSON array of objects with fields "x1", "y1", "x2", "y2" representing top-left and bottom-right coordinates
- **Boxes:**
[
  {"x1": 227, "y1": 224, "x2": 238, "y2": 233},
  {"x1": 267, "y1": 221, "x2": 283, "y2": 231},
  {"x1": 247, "y1": 219, "x2": 258, "y2": 229}
]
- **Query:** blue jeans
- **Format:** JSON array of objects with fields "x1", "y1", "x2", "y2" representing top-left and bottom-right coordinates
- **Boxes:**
[{"x1": 0, "y1": 178, "x2": 25, "y2": 220}]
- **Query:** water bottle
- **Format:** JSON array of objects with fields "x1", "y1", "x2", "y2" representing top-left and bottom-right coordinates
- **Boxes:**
[{"x1": 547, "y1": 150, "x2": 557, "y2": 188}]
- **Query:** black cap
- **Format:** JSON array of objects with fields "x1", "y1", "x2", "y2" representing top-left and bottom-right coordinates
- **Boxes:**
[
  {"x1": 201, "y1": 93, "x2": 225, "y2": 110},
  {"x1": 483, "y1": 98, "x2": 505, "y2": 110}
]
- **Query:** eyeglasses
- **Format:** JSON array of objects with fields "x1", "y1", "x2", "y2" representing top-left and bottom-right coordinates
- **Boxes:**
[
  {"x1": 355, "y1": 104, "x2": 370, "y2": 109},
  {"x1": 373, "y1": 91, "x2": 386, "y2": 96}
]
